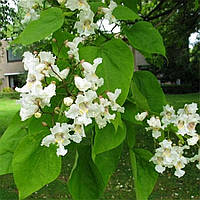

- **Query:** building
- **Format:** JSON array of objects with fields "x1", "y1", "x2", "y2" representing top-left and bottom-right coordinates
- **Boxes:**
[
  {"x1": 0, "y1": 40, "x2": 148, "y2": 91},
  {"x1": 0, "y1": 40, "x2": 24, "y2": 91}
]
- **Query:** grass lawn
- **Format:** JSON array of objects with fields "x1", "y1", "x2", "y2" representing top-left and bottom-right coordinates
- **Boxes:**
[
  {"x1": 0, "y1": 97, "x2": 20, "y2": 135},
  {"x1": 0, "y1": 93, "x2": 199, "y2": 199}
]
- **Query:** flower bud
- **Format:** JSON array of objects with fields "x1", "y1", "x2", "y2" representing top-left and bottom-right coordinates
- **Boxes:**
[
  {"x1": 52, "y1": 38, "x2": 57, "y2": 42},
  {"x1": 64, "y1": 97, "x2": 73, "y2": 106},
  {"x1": 68, "y1": 54, "x2": 74, "y2": 59},
  {"x1": 57, "y1": 0, "x2": 66, "y2": 4},
  {"x1": 34, "y1": 112, "x2": 41, "y2": 119},
  {"x1": 54, "y1": 107, "x2": 60, "y2": 114},
  {"x1": 80, "y1": 59, "x2": 85, "y2": 64},
  {"x1": 64, "y1": 40, "x2": 68, "y2": 47},
  {"x1": 135, "y1": 112, "x2": 148, "y2": 121},
  {"x1": 42, "y1": 122, "x2": 48, "y2": 127},
  {"x1": 51, "y1": 81, "x2": 56, "y2": 85}
]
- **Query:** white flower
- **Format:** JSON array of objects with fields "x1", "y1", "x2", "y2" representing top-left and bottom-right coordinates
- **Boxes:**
[
  {"x1": 67, "y1": 37, "x2": 83, "y2": 62},
  {"x1": 21, "y1": 9, "x2": 39, "y2": 24},
  {"x1": 17, "y1": 82, "x2": 56, "y2": 121},
  {"x1": 57, "y1": 0, "x2": 66, "y2": 4},
  {"x1": 65, "y1": 90, "x2": 98, "y2": 126},
  {"x1": 177, "y1": 103, "x2": 198, "y2": 115},
  {"x1": 65, "y1": 0, "x2": 90, "y2": 11},
  {"x1": 22, "y1": 51, "x2": 39, "y2": 71},
  {"x1": 146, "y1": 116, "x2": 162, "y2": 139},
  {"x1": 64, "y1": 97, "x2": 74, "y2": 106},
  {"x1": 19, "y1": 0, "x2": 37, "y2": 9},
  {"x1": 187, "y1": 134, "x2": 199, "y2": 146},
  {"x1": 135, "y1": 112, "x2": 148, "y2": 121},
  {"x1": 101, "y1": 0, "x2": 117, "y2": 24},
  {"x1": 70, "y1": 121, "x2": 86, "y2": 143},
  {"x1": 94, "y1": 96, "x2": 115, "y2": 129},
  {"x1": 161, "y1": 104, "x2": 176, "y2": 127},
  {"x1": 107, "y1": 89, "x2": 124, "y2": 113},
  {"x1": 50, "y1": 65, "x2": 70, "y2": 81},
  {"x1": 82, "y1": 58, "x2": 102, "y2": 74},
  {"x1": 82, "y1": 58, "x2": 104, "y2": 90},
  {"x1": 150, "y1": 140, "x2": 189, "y2": 177},
  {"x1": 38, "y1": 51, "x2": 56, "y2": 65},
  {"x1": 74, "y1": 10, "x2": 98, "y2": 36},
  {"x1": 41, "y1": 123, "x2": 72, "y2": 156},
  {"x1": 74, "y1": 76, "x2": 92, "y2": 91}
]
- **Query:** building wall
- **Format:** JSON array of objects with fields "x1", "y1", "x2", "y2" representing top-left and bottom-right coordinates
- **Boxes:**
[{"x1": 0, "y1": 41, "x2": 24, "y2": 90}]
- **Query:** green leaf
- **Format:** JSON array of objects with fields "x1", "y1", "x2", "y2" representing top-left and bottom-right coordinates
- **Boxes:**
[
  {"x1": 132, "y1": 71, "x2": 166, "y2": 113},
  {"x1": 113, "y1": 5, "x2": 141, "y2": 21},
  {"x1": 52, "y1": 29, "x2": 74, "y2": 58},
  {"x1": 125, "y1": 121, "x2": 139, "y2": 148},
  {"x1": 0, "y1": 112, "x2": 30, "y2": 175},
  {"x1": 111, "y1": 112, "x2": 123, "y2": 132},
  {"x1": 13, "y1": 132, "x2": 61, "y2": 199},
  {"x1": 14, "y1": 8, "x2": 64, "y2": 45},
  {"x1": 92, "y1": 122, "x2": 126, "y2": 159},
  {"x1": 79, "y1": 38, "x2": 134, "y2": 105},
  {"x1": 68, "y1": 145, "x2": 105, "y2": 200},
  {"x1": 94, "y1": 144, "x2": 123, "y2": 185},
  {"x1": 89, "y1": 2, "x2": 104, "y2": 13},
  {"x1": 122, "y1": 101, "x2": 141, "y2": 124},
  {"x1": 130, "y1": 148, "x2": 158, "y2": 200},
  {"x1": 125, "y1": 0, "x2": 139, "y2": 13},
  {"x1": 116, "y1": 0, "x2": 139, "y2": 12},
  {"x1": 125, "y1": 21, "x2": 166, "y2": 57}
]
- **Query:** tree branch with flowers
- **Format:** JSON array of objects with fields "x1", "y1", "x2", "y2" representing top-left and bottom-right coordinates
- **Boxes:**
[{"x1": 0, "y1": 0, "x2": 199, "y2": 200}]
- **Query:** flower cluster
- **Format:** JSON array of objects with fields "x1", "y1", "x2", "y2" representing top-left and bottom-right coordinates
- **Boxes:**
[
  {"x1": 150, "y1": 140, "x2": 189, "y2": 178},
  {"x1": 135, "y1": 103, "x2": 200, "y2": 177},
  {"x1": 64, "y1": 0, "x2": 117, "y2": 36},
  {"x1": 16, "y1": 51, "x2": 69, "y2": 121},
  {"x1": 41, "y1": 58, "x2": 124, "y2": 156},
  {"x1": 19, "y1": 0, "x2": 43, "y2": 24}
]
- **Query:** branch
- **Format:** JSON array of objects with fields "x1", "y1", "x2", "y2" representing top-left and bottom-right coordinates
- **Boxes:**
[
  {"x1": 145, "y1": 0, "x2": 166, "y2": 19},
  {"x1": 155, "y1": 9, "x2": 176, "y2": 27},
  {"x1": 145, "y1": 0, "x2": 185, "y2": 21}
]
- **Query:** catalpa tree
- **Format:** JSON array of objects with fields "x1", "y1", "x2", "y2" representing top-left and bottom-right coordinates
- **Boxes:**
[{"x1": 0, "y1": 0, "x2": 199, "y2": 199}]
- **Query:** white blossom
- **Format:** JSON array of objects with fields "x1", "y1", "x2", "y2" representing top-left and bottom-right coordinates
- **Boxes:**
[
  {"x1": 160, "y1": 104, "x2": 176, "y2": 127},
  {"x1": 64, "y1": 97, "x2": 74, "y2": 106},
  {"x1": 74, "y1": 76, "x2": 92, "y2": 91},
  {"x1": 150, "y1": 140, "x2": 189, "y2": 177},
  {"x1": 65, "y1": 0, "x2": 90, "y2": 11},
  {"x1": 65, "y1": 90, "x2": 98, "y2": 126},
  {"x1": 82, "y1": 58, "x2": 104, "y2": 90},
  {"x1": 67, "y1": 37, "x2": 83, "y2": 62},
  {"x1": 41, "y1": 123, "x2": 72, "y2": 156},
  {"x1": 21, "y1": 9, "x2": 39, "y2": 24},
  {"x1": 38, "y1": 51, "x2": 56, "y2": 65},
  {"x1": 177, "y1": 103, "x2": 198, "y2": 115},
  {"x1": 107, "y1": 89, "x2": 124, "y2": 113},
  {"x1": 135, "y1": 111, "x2": 148, "y2": 121},
  {"x1": 17, "y1": 82, "x2": 56, "y2": 121},
  {"x1": 22, "y1": 51, "x2": 39, "y2": 71},
  {"x1": 74, "y1": 10, "x2": 98, "y2": 36},
  {"x1": 101, "y1": 0, "x2": 117, "y2": 24},
  {"x1": 146, "y1": 116, "x2": 162, "y2": 139}
]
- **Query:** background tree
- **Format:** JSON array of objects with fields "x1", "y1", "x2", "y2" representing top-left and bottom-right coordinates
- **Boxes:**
[{"x1": 139, "y1": 0, "x2": 200, "y2": 87}]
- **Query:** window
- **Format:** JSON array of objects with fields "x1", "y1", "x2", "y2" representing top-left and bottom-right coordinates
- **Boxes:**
[{"x1": 7, "y1": 49, "x2": 22, "y2": 62}]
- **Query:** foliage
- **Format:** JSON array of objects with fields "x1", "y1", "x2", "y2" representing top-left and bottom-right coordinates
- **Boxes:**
[
  {"x1": 0, "y1": 92, "x2": 20, "y2": 99},
  {"x1": 139, "y1": 0, "x2": 200, "y2": 84},
  {"x1": 1, "y1": 1, "x2": 199, "y2": 200},
  {"x1": 0, "y1": 0, "x2": 18, "y2": 40}
]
